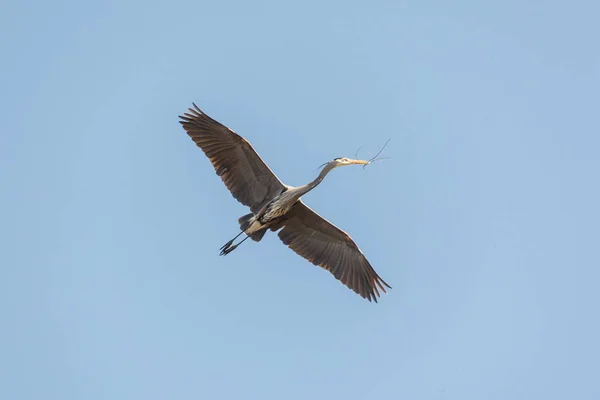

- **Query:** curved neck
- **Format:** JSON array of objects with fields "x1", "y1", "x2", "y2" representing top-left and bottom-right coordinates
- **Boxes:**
[{"x1": 292, "y1": 163, "x2": 336, "y2": 199}]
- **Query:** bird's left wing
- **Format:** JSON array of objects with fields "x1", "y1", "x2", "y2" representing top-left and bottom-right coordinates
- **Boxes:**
[
  {"x1": 179, "y1": 104, "x2": 286, "y2": 213},
  {"x1": 273, "y1": 200, "x2": 391, "y2": 302}
]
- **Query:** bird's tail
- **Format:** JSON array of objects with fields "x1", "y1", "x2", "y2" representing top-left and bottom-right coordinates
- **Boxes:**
[
  {"x1": 238, "y1": 213, "x2": 267, "y2": 242},
  {"x1": 238, "y1": 213, "x2": 254, "y2": 232}
]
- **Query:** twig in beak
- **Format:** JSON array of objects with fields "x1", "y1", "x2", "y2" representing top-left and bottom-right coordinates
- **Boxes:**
[
  {"x1": 363, "y1": 138, "x2": 391, "y2": 169},
  {"x1": 354, "y1": 145, "x2": 363, "y2": 160}
]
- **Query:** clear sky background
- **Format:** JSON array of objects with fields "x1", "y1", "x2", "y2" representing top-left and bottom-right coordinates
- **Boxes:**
[{"x1": 1, "y1": 1, "x2": 599, "y2": 399}]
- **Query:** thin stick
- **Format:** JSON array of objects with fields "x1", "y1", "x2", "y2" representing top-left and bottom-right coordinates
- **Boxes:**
[
  {"x1": 364, "y1": 138, "x2": 391, "y2": 169},
  {"x1": 354, "y1": 145, "x2": 363, "y2": 160}
]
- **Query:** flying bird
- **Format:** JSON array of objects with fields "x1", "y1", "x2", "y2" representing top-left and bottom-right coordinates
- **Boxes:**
[{"x1": 179, "y1": 104, "x2": 391, "y2": 302}]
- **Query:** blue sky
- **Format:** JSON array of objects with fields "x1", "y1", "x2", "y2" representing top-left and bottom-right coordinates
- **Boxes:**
[{"x1": 1, "y1": 1, "x2": 599, "y2": 399}]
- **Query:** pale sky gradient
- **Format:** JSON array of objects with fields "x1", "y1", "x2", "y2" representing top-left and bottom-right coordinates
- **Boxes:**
[{"x1": 1, "y1": 1, "x2": 599, "y2": 399}]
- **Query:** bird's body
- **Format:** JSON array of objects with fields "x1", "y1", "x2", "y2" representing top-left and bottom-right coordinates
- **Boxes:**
[
  {"x1": 253, "y1": 186, "x2": 300, "y2": 228},
  {"x1": 238, "y1": 190, "x2": 296, "y2": 237},
  {"x1": 240, "y1": 169, "x2": 331, "y2": 235},
  {"x1": 179, "y1": 104, "x2": 391, "y2": 302}
]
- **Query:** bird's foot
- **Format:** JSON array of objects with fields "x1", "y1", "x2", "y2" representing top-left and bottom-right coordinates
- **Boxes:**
[
  {"x1": 220, "y1": 239, "x2": 234, "y2": 251},
  {"x1": 219, "y1": 243, "x2": 237, "y2": 256}
]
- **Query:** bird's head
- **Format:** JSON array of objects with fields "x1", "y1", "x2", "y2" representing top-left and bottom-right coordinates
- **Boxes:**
[
  {"x1": 330, "y1": 157, "x2": 371, "y2": 168},
  {"x1": 315, "y1": 157, "x2": 374, "y2": 175}
]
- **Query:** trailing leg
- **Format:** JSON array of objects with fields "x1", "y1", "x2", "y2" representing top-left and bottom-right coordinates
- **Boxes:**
[
  {"x1": 220, "y1": 235, "x2": 251, "y2": 256},
  {"x1": 219, "y1": 230, "x2": 245, "y2": 253},
  {"x1": 219, "y1": 212, "x2": 267, "y2": 255}
]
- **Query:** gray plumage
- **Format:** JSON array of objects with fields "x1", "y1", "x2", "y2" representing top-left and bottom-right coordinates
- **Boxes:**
[{"x1": 179, "y1": 104, "x2": 391, "y2": 302}]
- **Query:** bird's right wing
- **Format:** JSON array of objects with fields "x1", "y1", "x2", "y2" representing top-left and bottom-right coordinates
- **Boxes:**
[
  {"x1": 179, "y1": 104, "x2": 286, "y2": 213},
  {"x1": 274, "y1": 200, "x2": 391, "y2": 302}
]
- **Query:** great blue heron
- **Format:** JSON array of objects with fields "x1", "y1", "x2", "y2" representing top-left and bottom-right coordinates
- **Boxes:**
[{"x1": 179, "y1": 104, "x2": 391, "y2": 302}]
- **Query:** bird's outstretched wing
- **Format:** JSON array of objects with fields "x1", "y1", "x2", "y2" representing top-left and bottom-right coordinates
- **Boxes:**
[
  {"x1": 179, "y1": 104, "x2": 286, "y2": 213},
  {"x1": 273, "y1": 200, "x2": 391, "y2": 302}
]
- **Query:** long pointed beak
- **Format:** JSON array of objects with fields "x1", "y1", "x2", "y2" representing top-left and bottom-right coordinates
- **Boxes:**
[{"x1": 347, "y1": 159, "x2": 370, "y2": 165}]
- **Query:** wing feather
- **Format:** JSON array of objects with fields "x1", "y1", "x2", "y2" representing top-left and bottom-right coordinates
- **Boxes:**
[
  {"x1": 276, "y1": 200, "x2": 391, "y2": 302},
  {"x1": 179, "y1": 104, "x2": 285, "y2": 213}
]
